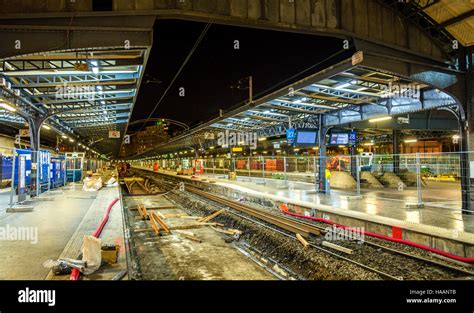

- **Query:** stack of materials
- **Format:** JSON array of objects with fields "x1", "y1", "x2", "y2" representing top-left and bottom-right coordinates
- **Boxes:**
[
  {"x1": 329, "y1": 171, "x2": 356, "y2": 189},
  {"x1": 379, "y1": 172, "x2": 406, "y2": 188},
  {"x1": 360, "y1": 172, "x2": 384, "y2": 188},
  {"x1": 83, "y1": 176, "x2": 103, "y2": 192}
]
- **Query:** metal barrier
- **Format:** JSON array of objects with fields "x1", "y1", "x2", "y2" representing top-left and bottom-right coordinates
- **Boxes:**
[{"x1": 143, "y1": 152, "x2": 471, "y2": 212}]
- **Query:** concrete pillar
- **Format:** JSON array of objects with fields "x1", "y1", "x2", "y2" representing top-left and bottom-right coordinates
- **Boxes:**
[{"x1": 392, "y1": 129, "x2": 400, "y2": 175}]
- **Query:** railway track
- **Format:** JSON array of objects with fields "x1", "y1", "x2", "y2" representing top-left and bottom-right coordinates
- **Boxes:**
[{"x1": 130, "y1": 169, "x2": 474, "y2": 280}]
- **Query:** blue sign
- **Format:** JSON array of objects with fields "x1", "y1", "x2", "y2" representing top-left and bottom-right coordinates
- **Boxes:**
[
  {"x1": 349, "y1": 131, "x2": 357, "y2": 146},
  {"x1": 286, "y1": 128, "x2": 296, "y2": 144}
]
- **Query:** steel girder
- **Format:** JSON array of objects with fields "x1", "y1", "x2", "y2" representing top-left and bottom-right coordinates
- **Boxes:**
[{"x1": 129, "y1": 51, "x2": 462, "y2": 160}]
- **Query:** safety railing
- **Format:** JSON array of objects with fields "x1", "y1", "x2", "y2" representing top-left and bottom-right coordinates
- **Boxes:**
[{"x1": 143, "y1": 151, "x2": 472, "y2": 213}]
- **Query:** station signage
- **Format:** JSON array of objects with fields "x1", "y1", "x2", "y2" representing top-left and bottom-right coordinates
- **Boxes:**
[
  {"x1": 232, "y1": 147, "x2": 243, "y2": 152},
  {"x1": 204, "y1": 132, "x2": 215, "y2": 140},
  {"x1": 273, "y1": 143, "x2": 280, "y2": 149},
  {"x1": 286, "y1": 128, "x2": 296, "y2": 145},
  {"x1": 19, "y1": 129, "x2": 29, "y2": 137},
  {"x1": 109, "y1": 130, "x2": 121, "y2": 138},
  {"x1": 349, "y1": 131, "x2": 357, "y2": 146},
  {"x1": 351, "y1": 51, "x2": 363, "y2": 65}
]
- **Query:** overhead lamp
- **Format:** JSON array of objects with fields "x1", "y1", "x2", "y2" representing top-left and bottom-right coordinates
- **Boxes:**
[
  {"x1": 369, "y1": 116, "x2": 392, "y2": 123},
  {"x1": 258, "y1": 137, "x2": 266, "y2": 141},
  {"x1": 42, "y1": 124, "x2": 51, "y2": 130},
  {"x1": 91, "y1": 61, "x2": 99, "y2": 74},
  {"x1": 61, "y1": 135, "x2": 67, "y2": 139},
  {"x1": 312, "y1": 147, "x2": 318, "y2": 150},
  {"x1": 335, "y1": 83, "x2": 351, "y2": 89},
  {"x1": 69, "y1": 138, "x2": 75, "y2": 142},
  {"x1": 452, "y1": 135, "x2": 460, "y2": 140},
  {"x1": 209, "y1": 146, "x2": 214, "y2": 150},
  {"x1": 0, "y1": 102, "x2": 16, "y2": 112},
  {"x1": 404, "y1": 139, "x2": 417, "y2": 143},
  {"x1": 293, "y1": 148, "x2": 300, "y2": 152},
  {"x1": 363, "y1": 142, "x2": 374, "y2": 146}
]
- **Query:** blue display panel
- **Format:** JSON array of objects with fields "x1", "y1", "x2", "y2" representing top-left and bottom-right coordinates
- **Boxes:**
[{"x1": 295, "y1": 129, "x2": 318, "y2": 145}]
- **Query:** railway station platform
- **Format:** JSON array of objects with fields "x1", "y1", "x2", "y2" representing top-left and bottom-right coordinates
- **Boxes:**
[
  {"x1": 0, "y1": 183, "x2": 124, "y2": 280},
  {"x1": 133, "y1": 166, "x2": 474, "y2": 261}
]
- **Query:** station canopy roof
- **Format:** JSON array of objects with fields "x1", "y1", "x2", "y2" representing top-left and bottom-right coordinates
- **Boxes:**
[
  {"x1": 0, "y1": 48, "x2": 146, "y2": 158},
  {"x1": 133, "y1": 53, "x2": 458, "y2": 160},
  {"x1": 420, "y1": 0, "x2": 474, "y2": 47}
]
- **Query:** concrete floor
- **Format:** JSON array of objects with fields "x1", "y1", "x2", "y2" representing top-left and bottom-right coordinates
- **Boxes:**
[{"x1": 0, "y1": 184, "x2": 121, "y2": 280}]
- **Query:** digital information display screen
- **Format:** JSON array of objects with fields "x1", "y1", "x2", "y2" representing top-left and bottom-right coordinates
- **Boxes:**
[
  {"x1": 296, "y1": 130, "x2": 317, "y2": 145},
  {"x1": 329, "y1": 133, "x2": 349, "y2": 145}
]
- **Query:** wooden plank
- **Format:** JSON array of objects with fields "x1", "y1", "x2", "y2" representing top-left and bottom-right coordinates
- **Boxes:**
[
  {"x1": 322, "y1": 241, "x2": 353, "y2": 254},
  {"x1": 133, "y1": 228, "x2": 153, "y2": 233},
  {"x1": 210, "y1": 226, "x2": 241, "y2": 236},
  {"x1": 137, "y1": 204, "x2": 148, "y2": 220},
  {"x1": 296, "y1": 233, "x2": 309, "y2": 249},
  {"x1": 175, "y1": 230, "x2": 195, "y2": 237},
  {"x1": 175, "y1": 230, "x2": 202, "y2": 243},
  {"x1": 150, "y1": 212, "x2": 171, "y2": 234},
  {"x1": 128, "y1": 204, "x2": 176, "y2": 211},
  {"x1": 179, "y1": 233, "x2": 202, "y2": 243},
  {"x1": 198, "y1": 209, "x2": 225, "y2": 223},
  {"x1": 170, "y1": 222, "x2": 220, "y2": 230},
  {"x1": 148, "y1": 214, "x2": 161, "y2": 235},
  {"x1": 148, "y1": 205, "x2": 177, "y2": 210}
]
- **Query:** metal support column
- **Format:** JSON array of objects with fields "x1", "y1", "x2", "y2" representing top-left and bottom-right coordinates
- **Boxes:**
[
  {"x1": 393, "y1": 129, "x2": 400, "y2": 175},
  {"x1": 318, "y1": 115, "x2": 327, "y2": 193},
  {"x1": 28, "y1": 116, "x2": 42, "y2": 197},
  {"x1": 349, "y1": 146, "x2": 357, "y2": 178},
  {"x1": 460, "y1": 121, "x2": 472, "y2": 214}
]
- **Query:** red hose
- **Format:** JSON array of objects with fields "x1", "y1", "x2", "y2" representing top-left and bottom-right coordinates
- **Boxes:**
[
  {"x1": 70, "y1": 197, "x2": 120, "y2": 280},
  {"x1": 281, "y1": 206, "x2": 474, "y2": 263}
]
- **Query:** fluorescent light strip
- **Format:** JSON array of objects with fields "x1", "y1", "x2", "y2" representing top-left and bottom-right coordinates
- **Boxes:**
[{"x1": 369, "y1": 116, "x2": 392, "y2": 123}]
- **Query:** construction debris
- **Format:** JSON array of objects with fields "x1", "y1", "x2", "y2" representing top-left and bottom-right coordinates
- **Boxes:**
[
  {"x1": 198, "y1": 209, "x2": 225, "y2": 223},
  {"x1": 149, "y1": 213, "x2": 161, "y2": 235},
  {"x1": 296, "y1": 233, "x2": 309, "y2": 249},
  {"x1": 150, "y1": 212, "x2": 171, "y2": 234},
  {"x1": 211, "y1": 226, "x2": 242, "y2": 236},
  {"x1": 322, "y1": 241, "x2": 353, "y2": 254},
  {"x1": 137, "y1": 204, "x2": 149, "y2": 220},
  {"x1": 175, "y1": 230, "x2": 202, "y2": 243}
]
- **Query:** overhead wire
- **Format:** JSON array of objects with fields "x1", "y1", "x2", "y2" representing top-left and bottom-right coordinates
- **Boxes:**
[{"x1": 139, "y1": 22, "x2": 212, "y2": 131}]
